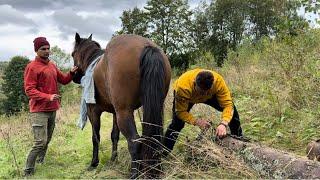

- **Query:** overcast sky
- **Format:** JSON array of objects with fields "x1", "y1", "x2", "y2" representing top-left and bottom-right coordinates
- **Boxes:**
[
  {"x1": 0, "y1": 0, "x2": 318, "y2": 62},
  {"x1": 0, "y1": 0, "x2": 203, "y2": 61}
]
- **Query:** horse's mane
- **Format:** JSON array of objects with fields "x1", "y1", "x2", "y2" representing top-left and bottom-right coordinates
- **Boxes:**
[{"x1": 75, "y1": 39, "x2": 104, "y2": 71}]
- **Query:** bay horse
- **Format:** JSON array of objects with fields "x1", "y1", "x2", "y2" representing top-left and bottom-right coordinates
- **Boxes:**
[{"x1": 71, "y1": 33, "x2": 171, "y2": 178}]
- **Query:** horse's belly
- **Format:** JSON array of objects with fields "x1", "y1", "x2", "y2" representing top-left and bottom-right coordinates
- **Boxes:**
[{"x1": 98, "y1": 101, "x2": 115, "y2": 113}]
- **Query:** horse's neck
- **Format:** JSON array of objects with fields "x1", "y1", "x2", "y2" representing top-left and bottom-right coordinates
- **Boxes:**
[{"x1": 84, "y1": 49, "x2": 104, "y2": 71}]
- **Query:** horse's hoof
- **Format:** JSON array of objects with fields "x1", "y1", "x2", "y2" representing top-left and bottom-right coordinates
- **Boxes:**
[{"x1": 111, "y1": 152, "x2": 118, "y2": 161}]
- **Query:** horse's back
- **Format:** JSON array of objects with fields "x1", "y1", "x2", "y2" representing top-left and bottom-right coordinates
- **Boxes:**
[
  {"x1": 106, "y1": 34, "x2": 170, "y2": 80},
  {"x1": 108, "y1": 34, "x2": 155, "y2": 50}
]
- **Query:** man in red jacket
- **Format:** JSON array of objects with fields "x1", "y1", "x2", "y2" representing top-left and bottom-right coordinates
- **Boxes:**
[{"x1": 23, "y1": 37, "x2": 78, "y2": 176}]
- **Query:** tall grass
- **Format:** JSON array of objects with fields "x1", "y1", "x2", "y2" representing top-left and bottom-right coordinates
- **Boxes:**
[{"x1": 194, "y1": 30, "x2": 320, "y2": 154}]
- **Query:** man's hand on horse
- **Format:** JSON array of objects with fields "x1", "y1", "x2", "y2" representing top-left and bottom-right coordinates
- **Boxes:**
[
  {"x1": 215, "y1": 121, "x2": 228, "y2": 138},
  {"x1": 196, "y1": 119, "x2": 211, "y2": 130},
  {"x1": 70, "y1": 66, "x2": 78, "y2": 75}
]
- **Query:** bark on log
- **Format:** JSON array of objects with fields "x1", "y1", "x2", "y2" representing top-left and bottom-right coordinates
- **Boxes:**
[{"x1": 217, "y1": 136, "x2": 320, "y2": 179}]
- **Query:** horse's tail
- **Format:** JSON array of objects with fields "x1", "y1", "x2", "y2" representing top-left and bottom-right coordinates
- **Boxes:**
[{"x1": 139, "y1": 45, "x2": 166, "y2": 177}]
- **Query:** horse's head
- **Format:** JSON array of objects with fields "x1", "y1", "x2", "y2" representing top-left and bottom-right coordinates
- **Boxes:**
[{"x1": 72, "y1": 32, "x2": 102, "y2": 84}]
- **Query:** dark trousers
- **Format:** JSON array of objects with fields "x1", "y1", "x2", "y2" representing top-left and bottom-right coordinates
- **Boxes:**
[
  {"x1": 25, "y1": 112, "x2": 56, "y2": 173},
  {"x1": 163, "y1": 92, "x2": 243, "y2": 154}
]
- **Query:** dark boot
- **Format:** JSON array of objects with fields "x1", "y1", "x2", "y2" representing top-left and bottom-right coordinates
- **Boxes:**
[
  {"x1": 23, "y1": 168, "x2": 34, "y2": 177},
  {"x1": 24, "y1": 149, "x2": 38, "y2": 176},
  {"x1": 228, "y1": 106, "x2": 243, "y2": 137},
  {"x1": 163, "y1": 92, "x2": 193, "y2": 157},
  {"x1": 163, "y1": 116, "x2": 185, "y2": 156}
]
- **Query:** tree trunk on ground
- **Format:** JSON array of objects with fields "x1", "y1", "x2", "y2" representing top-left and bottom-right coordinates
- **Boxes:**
[{"x1": 217, "y1": 136, "x2": 320, "y2": 179}]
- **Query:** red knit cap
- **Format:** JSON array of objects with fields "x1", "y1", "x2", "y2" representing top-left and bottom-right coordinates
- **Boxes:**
[{"x1": 33, "y1": 37, "x2": 50, "y2": 52}]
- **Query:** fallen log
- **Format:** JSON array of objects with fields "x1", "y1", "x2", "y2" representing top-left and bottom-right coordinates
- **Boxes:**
[{"x1": 217, "y1": 136, "x2": 320, "y2": 179}]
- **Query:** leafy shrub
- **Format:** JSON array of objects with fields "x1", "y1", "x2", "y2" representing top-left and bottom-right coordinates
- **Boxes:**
[{"x1": 1, "y1": 56, "x2": 29, "y2": 115}]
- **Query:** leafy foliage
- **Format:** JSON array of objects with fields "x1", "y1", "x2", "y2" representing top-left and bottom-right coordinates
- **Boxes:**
[
  {"x1": 300, "y1": 0, "x2": 320, "y2": 14},
  {"x1": 1, "y1": 56, "x2": 29, "y2": 115},
  {"x1": 111, "y1": 0, "x2": 320, "y2": 88},
  {"x1": 50, "y1": 45, "x2": 72, "y2": 69},
  {"x1": 117, "y1": 0, "x2": 194, "y2": 69},
  {"x1": 144, "y1": 0, "x2": 193, "y2": 56},
  {"x1": 116, "y1": 0, "x2": 312, "y2": 68},
  {"x1": 115, "y1": 7, "x2": 149, "y2": 37},
  {"x1": 193, "y1": 0, "x2": 310, "y2": 66},
  {"x1": 49, "y1": 45, "x2": 75, "y2": 96}
]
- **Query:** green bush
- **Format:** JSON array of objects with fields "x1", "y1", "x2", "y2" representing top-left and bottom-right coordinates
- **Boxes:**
[{"x1": 1, "y1": 56, "x2": 29, "y2": 115}]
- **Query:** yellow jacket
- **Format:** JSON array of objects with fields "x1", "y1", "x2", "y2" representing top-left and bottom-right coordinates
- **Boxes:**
[{"x1": 173, "y1": 68, "x2": 234, "y2": 125}]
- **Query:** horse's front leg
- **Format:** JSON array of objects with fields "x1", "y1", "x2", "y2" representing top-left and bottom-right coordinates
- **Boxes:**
[
  {"x1": 111, "y1": 113, "x2": 120, "y2": 161},
  {"x1": 87, "y1": 105, "x2": 102, "y2": 170},
  {"x1": 116, "y1": 110, "x2": 141, "y2": 179}
]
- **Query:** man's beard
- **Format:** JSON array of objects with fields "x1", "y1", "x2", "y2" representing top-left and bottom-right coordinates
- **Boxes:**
[{"x1": 40, "y1": 55, "x2": 49, "y2": 60}]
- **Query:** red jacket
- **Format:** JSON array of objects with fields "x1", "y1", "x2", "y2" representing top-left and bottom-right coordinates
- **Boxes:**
[{"x1": 24, "y1": 56, "x2": 73, "y2": 112}]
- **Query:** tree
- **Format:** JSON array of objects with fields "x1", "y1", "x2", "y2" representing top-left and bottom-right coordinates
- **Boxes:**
[
  {"x1": 1, "y1": 56, "x2": 29, "y2": 115},
  {"x1": 246, "y1": 0, "x2": 278, "y2": 39},
  {"x1": 50, "y1": 45, "x2": 72, "y2": 69},
  {"x1": 300, "y1": 0, "x2": 320, "y2": 16},
  {"x1": 49, "y1": 45, "x2": 73, "y2": 95},
  {"x1": 116, "y1": 7, "x2": 149, "y2": 37},
  {"x1": 117, "y1": 0, "x2": 194, "y2": 69},
  {"x1": 193, "y1": 0, "x2": 248, "y2": 66},
  {"x1": 193, "y1": 0, "x2": 309, "y2": 66},
  {"x1": 143, "y1": 0, "x2": 195, "y2": 69},
  {"x1": 0, "y1": 62, "x2": 9, "y2": 72},
  {"x1": 145, "y1": 0, "x2": 193, "y2": 56},
  {"x1": 274, "y1": 0, "x2": 309, "y2": 37},
  {"x1": 192, "y1": 1, "x2": 210, "y2": 50}
]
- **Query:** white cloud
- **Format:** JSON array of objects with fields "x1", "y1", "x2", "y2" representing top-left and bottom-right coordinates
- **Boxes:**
[
  {"x1": 0, "y1": 0, "x2": 146, "y2": 61},
  {"x1": 0, "y1": 5, "x2": 36, "y2": 26},
  {"x1": 0, "y1": 24, "x2": 36, "y2": 61},
  {"x1": 51, "y1": 8, "x2": 119, "y2": 40}
]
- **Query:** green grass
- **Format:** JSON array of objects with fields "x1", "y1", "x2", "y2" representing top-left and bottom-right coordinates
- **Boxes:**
[
  {"x1": 0, "y1": 110, "x2": 131, "y2": 178},
  {"x1": 0, "y1": 103, "x2": 258, "y2": 179}
]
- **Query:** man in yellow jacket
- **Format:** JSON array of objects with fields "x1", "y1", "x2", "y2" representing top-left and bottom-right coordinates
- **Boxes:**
[{"x1": 163, "y1": 68, "x2": 243, "y2": 154}]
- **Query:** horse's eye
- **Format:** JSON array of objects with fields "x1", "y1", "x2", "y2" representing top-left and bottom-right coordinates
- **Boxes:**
[{"x1": 71, "y1": 51, "x2": 75, "y2": 57}]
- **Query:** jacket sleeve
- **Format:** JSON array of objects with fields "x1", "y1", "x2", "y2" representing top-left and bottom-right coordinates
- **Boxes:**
[
  {"x1": 55, "y1": 65, "x2": 73, "y2": 85},
  {"x1": 24, "y1": 65, "x2": 51, "y2": 100},
  {"x1": 216, "y1": 78, "x2": 234, "y2": 123},
  {"x1": 175, "y1": 88, "x2": 196, "y2": 125}
]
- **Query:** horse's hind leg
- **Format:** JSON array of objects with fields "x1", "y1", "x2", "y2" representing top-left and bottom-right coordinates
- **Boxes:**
[
  {"x1": 116, "y1": 110, "x2": 141, "y2": 179},
  {"x1": 111, "y1": 113, "x2": 119, "y2": 161},
  {"x1": 87, "y1": 106, "x2": 102, "y2": 170}
]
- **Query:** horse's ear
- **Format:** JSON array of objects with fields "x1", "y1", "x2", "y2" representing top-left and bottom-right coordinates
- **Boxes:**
[
  {"x1": 75, "y1": 33, "x2": 81, "y2": 44},
  {"x1": 88, "y1": 34, "x2": 92, "y2": 40}
]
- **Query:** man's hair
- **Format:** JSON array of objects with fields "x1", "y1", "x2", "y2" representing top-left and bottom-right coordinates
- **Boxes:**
[{"x1": 195, "y1": 71, "x2": 214, "y2": 90}]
